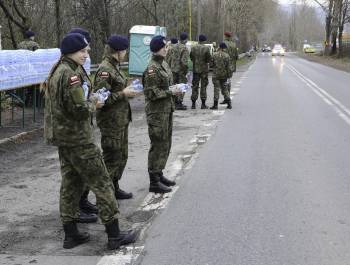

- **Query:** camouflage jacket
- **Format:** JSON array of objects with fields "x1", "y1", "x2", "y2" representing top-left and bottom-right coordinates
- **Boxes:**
[
  {"x1": 212, "y1": 51, "x2": 231, "y2": 80},
  {"x1": 190, "y1": 43, "x2": 211, "y2": 73},
  {"x1": 94, "y1": 56, "x2": 131, "y2": 136},
  {"x1": 224, "y1": 39, "x2": 238, "y2": 70},
  {"x1": 165, "y1": 44, "x2": 176, "y2": 71},
  {"x1": 168, "y1": 42, "x2": 189, "y2": 73},
  {"x1": 143, "y1": 54, "x2": 175, "y2": 114},
  {"x1": 44, "y1": 57, "x2": 96, "y2": 147},
  {"x1": 18, "y1": 40, "x2": 40, "y2": 51}
]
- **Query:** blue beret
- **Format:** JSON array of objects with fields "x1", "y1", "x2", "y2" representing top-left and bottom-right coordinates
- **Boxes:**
[
  {"x1": 198, "y1": 34, "x2": 207, "y2": 42},
  {"x1": 171, "y1": 38, "x2": 178, "y2": 44},
  {"x1": 25, "y1": 30, "x2": 35, "y2": 38},
  {"x1": 150, "y1": 35, "x2": 166, "y2": 52},
  {"x1": 107, "y1": 35, "x2": 129, "y2": 51},
  {"x1": 180, "y1": 32, "x2": 188, "y2": 41},
  {"x1": 60, "y1": 33, "x2": 89, "y2": 55},
  {"x1": 219, "y1": 42, "x2": 227, "y2": 49},
  {"x1": 69, "y1": 28, "x2": 91, "y2": 43}
]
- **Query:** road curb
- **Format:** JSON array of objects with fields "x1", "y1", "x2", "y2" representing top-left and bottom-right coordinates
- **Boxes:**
[{"x1": 0, "y1": 127, "x2": 43, "y2": 146}]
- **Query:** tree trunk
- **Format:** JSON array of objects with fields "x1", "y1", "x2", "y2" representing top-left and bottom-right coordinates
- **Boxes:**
[
  {"x1": 54, "y1": 0, "x2": 61, "y2": 47},
  {"x1": 325, "y1": 15, "x2": 332, "y2": 54},
  {"x1": 331, "y1": 30, "x2": 337, "y2": 55},
  {"x1": 338, "y1": 25, "x2": 343, "y2": 57},
  {"x1": 7, "y1": 18, "x2": 17, "y2": 49}
]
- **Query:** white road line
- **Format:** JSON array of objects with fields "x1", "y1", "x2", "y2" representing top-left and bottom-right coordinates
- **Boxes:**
[{"x1": 286, "y1": 64, "x2": 350, "y2": 126}]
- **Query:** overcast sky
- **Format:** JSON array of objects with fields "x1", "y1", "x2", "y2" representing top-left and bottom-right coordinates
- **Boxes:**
[{"x1": 278, "y1": 0, "x2": 317, "y2": 5}]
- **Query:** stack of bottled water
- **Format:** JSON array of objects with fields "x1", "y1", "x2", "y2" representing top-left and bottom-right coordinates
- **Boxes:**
[
  {"x1": 169, "y1": 83, "x2": 190, "y2": 93},
  {"x1": 131, "y1": 79, "x2": 143, "y2": 92},
  {"x1": 0, "y1": 48, "x2": 91, "y2": 92}
]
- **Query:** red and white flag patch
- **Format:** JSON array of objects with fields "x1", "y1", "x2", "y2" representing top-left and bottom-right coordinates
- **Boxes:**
[
  {"x1": 69, "y1": 75, "x2": 80, "y2": 86},
  {"x1": 148, "y1": 68, "x2": 155, "y2": 75},
  {"x1": 99, "y1": 71, "x2": 109, "y2": 79}
]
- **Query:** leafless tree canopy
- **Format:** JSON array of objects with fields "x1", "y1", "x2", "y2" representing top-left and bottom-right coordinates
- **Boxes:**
[{"x1": 0, "y1": 0, "x2": 331, "y2": 61}]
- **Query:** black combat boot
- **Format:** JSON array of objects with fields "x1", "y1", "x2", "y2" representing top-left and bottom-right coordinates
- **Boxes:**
[
  {"x1": 77, "y1": 211, "x2": 98, "y2": 223},
  {"x1": 63, "y1": 222, "x2": 90, "y2": 249},
  {"x1": 159, "y1": 172, "x2": 176, "y2": 187},
  {"x1": 79, "y1": 190, "x2": 98, "y2": 214},
  {"x1": 115, "y1": 187, "x2": 133, "y2": 200},
  {"x1": 220, "y1": 99, "x2": 228, "y2": 105},
  {"x1": 149, "y1": 172, "x2": 172, "y2": 193},
  {"x1": 105, "y1": 219, "x2": 138, "y2": 250},
  {"x1": 176, "y1": 101, "x2": 187, "y2": 110},
  {"x1": 191, "y1": 100, "x2": 196, "y2": 109},
  {"x1": 210, "y1": 100, "x2": 218, "y2": 110},
  {"x1": 201, "y1": 99, "x2": 208, "y2": 109},
  {"x1": 227, "y1": 99, "x2": 232, "y2": 109}
]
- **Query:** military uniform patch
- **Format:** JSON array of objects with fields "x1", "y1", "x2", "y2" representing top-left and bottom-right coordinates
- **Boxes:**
[
  {"x1": 99, "y1": 72, "x2": 110, "y2": 79},
  {"x1": 148, "y1": 68, "x2": 156, "y2": 75},
  {"x1": 69, "y1": 75, "x2": 80, "y2": 86}
]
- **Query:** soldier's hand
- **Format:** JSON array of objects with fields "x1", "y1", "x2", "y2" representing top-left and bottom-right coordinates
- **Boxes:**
[
  {"x1": 172, "y1": 91, "x2": 182, "y2": 96},
  {"x1": 96, "y1": 102, "x2": 105, "y2": 109},
  {"x1": 123, "y1": 86, "x2": 140, "y2": 97}
]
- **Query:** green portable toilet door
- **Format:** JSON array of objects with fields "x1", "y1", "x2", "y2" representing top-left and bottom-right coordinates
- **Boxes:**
[{"x1": 129, "y1": 34, "x2": 152, "y2": 76}]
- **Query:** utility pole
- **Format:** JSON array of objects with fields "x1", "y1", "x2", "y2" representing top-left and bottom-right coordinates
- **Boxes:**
[
  {"x1": 189, "y1": 0, "x2": 192, "y2": 41},
  {"x1": 197, "y1": 0, "x2": 201, "y2": 41}
]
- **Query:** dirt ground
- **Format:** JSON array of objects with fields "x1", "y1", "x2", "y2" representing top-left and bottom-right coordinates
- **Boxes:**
[{"x1": 0, "y1": 59, "x2": 253, "y2": 262}]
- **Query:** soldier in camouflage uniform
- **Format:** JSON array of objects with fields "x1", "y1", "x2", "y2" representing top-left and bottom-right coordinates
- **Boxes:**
[
  {"x1": 18, "y1": 30, "x2": 40, "y2": 51},
  {"x1": 94, "y1": 35, "x2": 139, "y2": 200},
  {"x1": 143, "y1": 35, "x2": 177, "y2": 193},
  {"x1": 190, "y1": 34, "x2": 211, "y2": 109},
  {"x1": 67, "y1": 27, "x2": 98, "y2": 223},
  {"x1": 222, "y1": 31, "x2": 239, "y2": 102},
  {"x1": 170, "y1": 33, "x2": 189, "y2": 110},
  {"x1": 165, "y1": 37, "x2": 177, "y2": 68},
  {"x1": 210, "y1": 42, "x2": 232, "y2": 110},
  {"x1": 44, "y1": 33, "x2": 137, "y2": 250}
]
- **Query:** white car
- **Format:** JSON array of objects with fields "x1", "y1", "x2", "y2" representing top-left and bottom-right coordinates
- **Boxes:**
[{"x1": 272, "y1": 44, "x2": 285, "y2": 56}]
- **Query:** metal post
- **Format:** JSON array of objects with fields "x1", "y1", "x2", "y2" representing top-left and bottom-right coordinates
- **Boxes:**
[
  {"x1": 0, "y1": 92, "x2": 2, "y2": 127},
  {"x1": 11, "y1": 94, "x2": 14, "y2": 121},
  {"x1": 33, "y1": 87, "x2": 36, "y2": 122},
  {"x1": 22, "y1": 89, "x2": 25, "y2": 128}
]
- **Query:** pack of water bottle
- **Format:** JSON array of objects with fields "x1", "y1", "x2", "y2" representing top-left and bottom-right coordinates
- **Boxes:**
[
  {"x1": 169, "y1": 83, "x2": 190, "y2": 93},
  {"x1": 91, "y1": 87, "x2": 111, "y2": 103},
  {"x1": 131, "y1": 79, "x2": 143, "y2": 92},
  {"x1": 0, "y1": 48, "x2": 91, "y2": 91}
]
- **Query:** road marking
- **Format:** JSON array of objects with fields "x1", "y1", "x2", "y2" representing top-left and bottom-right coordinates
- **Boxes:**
[
  {"x1": 286, "y1": 64, "x2": 350, "y2": 126},
  {"x1": 96, "y1": 247, "x2": 144, "y2": 265}
]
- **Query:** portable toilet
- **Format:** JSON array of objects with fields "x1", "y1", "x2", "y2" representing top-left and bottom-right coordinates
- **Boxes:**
[{"x1": 129, "y1": 25, "x2": 167, "y2": 76}]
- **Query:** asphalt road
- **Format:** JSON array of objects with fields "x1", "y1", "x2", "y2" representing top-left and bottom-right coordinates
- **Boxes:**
[{"x1": 137, "y1": 53, "x2": 350, "y2": 265}]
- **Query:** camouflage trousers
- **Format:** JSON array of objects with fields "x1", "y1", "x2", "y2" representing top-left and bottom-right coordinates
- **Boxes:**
[
  {"x1": 172, "y1": 72, "x2": 187, "y2": 101},
  {"x1": 147, "y1": 112, "x2": 173, "y2": 173},
  {"x1": 213, "y1": 78, "x2": 230, "y2": 101},
  {"x1": 101, "y1": 125, "x2": 129, "y2": 189},
  {"x1": 58, "y1": 144, "x2": 119, "y2": 224},
  {"x1": 191, "y1": 72, "x2": 209, "y2": 101}
]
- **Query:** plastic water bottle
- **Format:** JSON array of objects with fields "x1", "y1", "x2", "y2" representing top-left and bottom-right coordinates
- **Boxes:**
[{"x1": 131, "y1": 79, "x2": 143, "y2": 91}]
